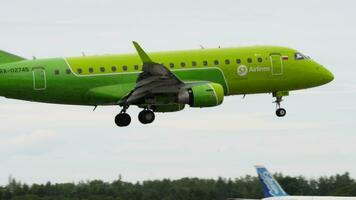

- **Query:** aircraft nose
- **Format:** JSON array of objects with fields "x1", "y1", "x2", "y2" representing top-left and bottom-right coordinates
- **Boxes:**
[{"x1": 321, "y1": 66, "x2": 334, "y2": 84}]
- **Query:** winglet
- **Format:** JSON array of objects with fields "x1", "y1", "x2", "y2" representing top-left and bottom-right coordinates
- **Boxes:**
[
  {"x1": 254, "y1": 165, "x2": 288, "y2": 198},
  {"x1": 133, "y1": 41, "x2": 154, "y2": 64}
]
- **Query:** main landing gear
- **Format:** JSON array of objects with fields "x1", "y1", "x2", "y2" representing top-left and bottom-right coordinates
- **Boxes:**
[
  {"x1": 114, "y1": 106, "x2": 156, "y2": 127},
  {"x1": 273, "y1": 92, "x2": 288, "y2": 117},
  {"x1": 115, "y1": 105, "x2": 131, "y2": 127},
  {"x1": 138, "y1": 109, "x2": 155, "y2": 124}
]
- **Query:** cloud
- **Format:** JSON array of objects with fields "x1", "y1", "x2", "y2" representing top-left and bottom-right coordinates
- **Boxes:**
[
  {"x1": 295, "y1": 83, "x2": 356, "y2": 95},
  {"x1": 0, "y1": 129, "x2": 61, "y2": 156},
  {"x1": 157, "y1": 112, "x2": 323, "y2": 133}
]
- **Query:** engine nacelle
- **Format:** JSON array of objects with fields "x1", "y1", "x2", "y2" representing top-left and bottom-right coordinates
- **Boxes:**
[{"x1": 178, "y1": 83, "x2": 224, "y2": 107}]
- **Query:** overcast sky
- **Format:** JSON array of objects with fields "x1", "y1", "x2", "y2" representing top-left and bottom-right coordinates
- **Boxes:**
[{"x1": 0, "y1": 0, "x2": 355, "y2": 185}]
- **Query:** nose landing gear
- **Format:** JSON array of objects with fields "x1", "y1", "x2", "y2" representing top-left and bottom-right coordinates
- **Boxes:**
[
  {"x1": 276, "y1": 108, "x2": 286, "y2": 117},
  {"x1": 273, "y1": 91, "x2": 288, "y2": 117},
  {"x1": 274, "y1": 96, "x2": 286, "y2": 117}
]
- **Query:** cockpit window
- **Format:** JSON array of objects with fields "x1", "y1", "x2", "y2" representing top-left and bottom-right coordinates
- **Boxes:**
[{"x1": 295, "y1": 52, "x2": 310, "y2": 60}]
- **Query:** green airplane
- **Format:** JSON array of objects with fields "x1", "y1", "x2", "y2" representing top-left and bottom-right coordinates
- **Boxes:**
[{"x1": 0, "y1": 42, "x2": 333, "y2": 127}]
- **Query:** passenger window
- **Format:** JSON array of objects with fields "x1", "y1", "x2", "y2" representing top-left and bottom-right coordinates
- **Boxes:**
[
  {"x1": 100, "y1": 67, "x2": 105, "y2": 72},
  {"x1": 225, "y1": 59, "x2": 230, "y2": 65},
  {"x1": 66, "y1": 69, "x2": 71, "y2": 74},
  {"x1": 236, "y1": 59, "x2": 241, "y2": 64},
  {"x1": 54, "y1": 70, "x2": 60, "y2": 75},
  {"x1": 134, "y1": 65, "x2": 139, "y2": 70},
  {"x1": 77, "y1": 68, "x2": 83, "y2": 74},
  {"x1": 192, "y1": 61, "x2": 197, "y2": 67},
  {"x1": 123, "y1": 65, "x2": 128, "y2": 71},
  {"x1": 203, "y1": 60, "x2": 208, "y2": 66},
  {"x1": 214, "y1": 60, "x2": 219, "y2": 65},
  {"x1": 181, "y1": 62, "x2": 186, "y2": 67},
  {"x1": 169, "y1": 63, "x2": 174, "y2": 68},
  {"x1": 112, "y1": 66, "x2": 117, "y2": 72},
  {"x1": 89, "y1": 68, "x2": 94, "y2": 73},
  {"x1": 247, "y1": 58, "x2": 252, "y2": 63},
  {"x1": 258, "y1": 58, "x2": 263, "y2": 63}
]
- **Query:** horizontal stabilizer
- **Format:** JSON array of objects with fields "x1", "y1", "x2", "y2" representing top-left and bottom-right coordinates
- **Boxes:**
[{"x1": 0, "y1": 50, "x2": 26, "y2": 65}]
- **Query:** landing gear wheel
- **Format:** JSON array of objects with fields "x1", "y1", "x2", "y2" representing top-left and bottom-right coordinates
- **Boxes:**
[
  {"x1": 276, "y1": 108, "x2": 286, "y2": 117},
  {"x1": 273, "y1": 93, "x2": 287, "y2": 117},
  {"x1": 115, "y1": 113, "x2": 131, "y2": 127},
  {"x1": 138, "y1": 110, "x2": 155, "y2": 124}
]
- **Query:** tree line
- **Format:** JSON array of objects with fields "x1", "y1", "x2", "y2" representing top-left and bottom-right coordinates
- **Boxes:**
[{"x1": 1, "y1": 173, "x2": 356, "y2": 200}]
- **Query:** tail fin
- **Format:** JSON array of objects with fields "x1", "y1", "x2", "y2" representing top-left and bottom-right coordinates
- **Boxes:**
[
  {"x1": 255, "y1": 165, "x2": 288, "y2": 198},
  {"x1": 0, "y1": 50, "x2": 26, "y2": 65}
]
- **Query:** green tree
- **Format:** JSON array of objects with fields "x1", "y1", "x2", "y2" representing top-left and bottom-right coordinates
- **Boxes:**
[{"x1": 1, "y1": 173, "x2": 356, "y2": 200}]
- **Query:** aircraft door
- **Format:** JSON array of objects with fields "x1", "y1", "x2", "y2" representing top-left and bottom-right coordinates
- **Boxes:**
[
  {"x1": 270, "y1": 54, "x2": 283, "y2": 75},
  {"x1": 32, "y1": 67, "x2": 46, "y2": 90}
]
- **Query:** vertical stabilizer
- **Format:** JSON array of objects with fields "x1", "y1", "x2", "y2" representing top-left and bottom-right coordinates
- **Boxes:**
[
  {"x1": 255, "y1": 165, "x2": 288, "y2": 198},
  {"x1": 0, "y1": 50, "x2": 26, "y2": 65}
]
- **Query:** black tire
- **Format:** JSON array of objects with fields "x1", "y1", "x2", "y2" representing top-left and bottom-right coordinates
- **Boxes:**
[
  {"x1": 115, "y1": 113, "x2": 131, "y2": 127},
  {"x1": 276, "y1": 108, "x2": 286, "y2": 117},
  {"x1": 138, "y1": 110, "x2": 155, "y2": 124}
]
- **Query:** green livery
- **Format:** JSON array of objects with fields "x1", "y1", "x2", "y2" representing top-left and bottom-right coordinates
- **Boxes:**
[
  {"x1": 0, "y1": 42, "x2": 334, "y2": 126},
  {"x1": 0, "y1": 50, "x2": 26, "y2": 65}
]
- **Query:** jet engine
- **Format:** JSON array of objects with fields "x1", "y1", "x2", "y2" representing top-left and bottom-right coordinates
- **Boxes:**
[{"x1": 178, "y1": 83, "x2": 224, "y2": 107}]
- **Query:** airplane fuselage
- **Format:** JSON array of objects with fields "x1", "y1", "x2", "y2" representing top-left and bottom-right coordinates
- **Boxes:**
[{"x1": 0, "y1": 46, "x2": 333, "y2": 107}]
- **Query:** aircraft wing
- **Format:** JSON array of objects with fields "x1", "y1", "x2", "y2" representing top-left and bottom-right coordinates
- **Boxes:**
[{"x1": 119, "y1": 41, "x2": 185, "y2": 106}]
